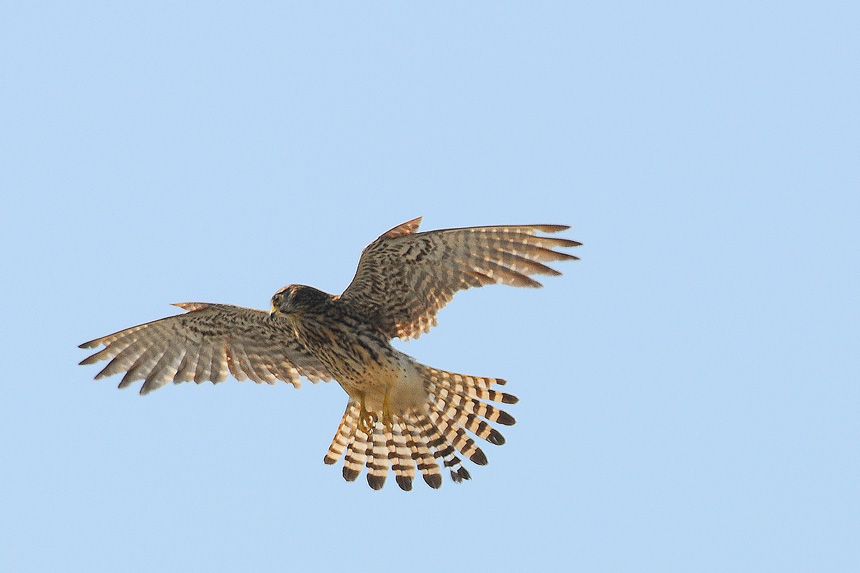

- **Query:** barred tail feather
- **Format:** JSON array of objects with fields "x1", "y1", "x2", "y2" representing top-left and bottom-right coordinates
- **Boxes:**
[
  {"x1": 427, "y1": 402, "x2": 487, "y2": 466},
  {"x1": 420, "y1": 365, "x2": 515, "y2": 469},
  {"x1": 399, "y1": 418, "x2": 441, "y2": 488},
  {"x1": 366, "y1": 425, "x2": 389, "y2": 490},
  {"x1": 387, "y1": 423, "x2": 415, "y2": 491},
  {"x1": 342, "y1": 427, "x2": 370, "y2": 482},
  {"x1": 322, "y1": 366, "x2": 516, "y2": 489},
  {"x1": 415, "y1": 412, "x2": 471, "y2": 483},
  {"x1": 324, "y1": 401, "x2": 360, "y2": 465},
  {"x1": 434, "y1": 387, "x2": 517, "y2": 426},
  {"x1": 422, "y1": 366, "x2": 514, "y2": 444}
]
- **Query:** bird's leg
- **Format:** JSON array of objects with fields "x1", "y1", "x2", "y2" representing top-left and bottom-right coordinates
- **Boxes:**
[
  {"x1": 358, "y1": 401, "x2": 376, "y2": 435},
  {"x1": 381, "y1": 387, "x2": 394, "y2": 430}
]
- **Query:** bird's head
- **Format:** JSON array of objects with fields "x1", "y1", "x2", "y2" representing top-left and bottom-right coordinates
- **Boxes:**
[{"x1": 270, "y1": 284, "x2": 331, "y2": 319}]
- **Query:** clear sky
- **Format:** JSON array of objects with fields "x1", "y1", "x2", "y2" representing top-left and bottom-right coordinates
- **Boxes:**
[{"x1": 2, "y1": 3, "x2": 858, "y2": 571}]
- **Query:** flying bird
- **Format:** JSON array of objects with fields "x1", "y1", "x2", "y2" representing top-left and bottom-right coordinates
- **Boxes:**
[{"x1": 79, "y1": 217, "x2": 580, "y2": 490}]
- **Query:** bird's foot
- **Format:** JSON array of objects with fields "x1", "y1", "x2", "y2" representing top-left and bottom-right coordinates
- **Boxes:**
[{"x1": 358, "y1": 404, "x2": 376, "y2": 435}]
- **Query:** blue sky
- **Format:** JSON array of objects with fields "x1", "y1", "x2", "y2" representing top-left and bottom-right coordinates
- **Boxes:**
[{"x1": 2, "y1": 3, "x2": 858, "y2": 571}]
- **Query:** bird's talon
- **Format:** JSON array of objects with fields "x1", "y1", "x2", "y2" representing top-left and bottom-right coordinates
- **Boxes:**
[{"x1": 358, "y1": 404, "x2": 376, "y2": 434}]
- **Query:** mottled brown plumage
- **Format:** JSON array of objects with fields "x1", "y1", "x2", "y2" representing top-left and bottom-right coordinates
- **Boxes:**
[{"x1": 79, "y1": 217, "x2": 580, "y2": 489}]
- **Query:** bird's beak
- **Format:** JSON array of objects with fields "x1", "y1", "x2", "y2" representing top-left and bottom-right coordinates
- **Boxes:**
[{"x1": 269, "y1": 307, "x2": 277, "y2": 320}]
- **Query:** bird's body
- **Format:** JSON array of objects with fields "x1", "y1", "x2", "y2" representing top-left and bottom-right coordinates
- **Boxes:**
[
  {"x1": 80, "y1": 217, "x2": 580, "y2": 489},
  {"x1": 276, "y1": 285, "x2": 426, "y2": 417}
]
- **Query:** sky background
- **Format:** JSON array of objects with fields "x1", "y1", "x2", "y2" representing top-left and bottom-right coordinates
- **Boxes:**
[{"x1": 2, "y1": 3, "x2": 858, "y2": 571}]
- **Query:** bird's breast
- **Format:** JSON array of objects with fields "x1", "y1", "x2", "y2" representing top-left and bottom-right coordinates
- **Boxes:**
[{"x1": 290, "y1": 313, "x2": 427, "y2": 415}]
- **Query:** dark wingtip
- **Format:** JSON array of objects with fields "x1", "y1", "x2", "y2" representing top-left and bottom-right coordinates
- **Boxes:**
[
  {"x1": 501, "y1": 393, "x2": 519, "y2": 404},
  {"x1": 532, "y1": 224, "x2": 570, "y2": 233},
  {"x1": 487, "y1": 429, "x2": 506, "y2": 446},
  {"x1": 395, "y1": 476, "x2": 413, "y2": 491},
  {"x1": 496, "y1": 411, "x2": 516, "y2": 426},
  {"x1": 323, "y1": 455, "x2": 338, "y2": 465},
  {"x1": 342, "y1": 467, "x2": 360, "y2": 482},
  {"x1": 367, "y1": 474, "x2": 386, "y2": 490},
  {"x1": 554, "y1": 251, "x2": 581, "y2": 261},
  {"x1": 423, "y1": 474, "x2": 442, "y2": 489},
  {"x1": 469, "y1": 449, "x2": 488, "y2": 466},
  {"x1": 559, "y1": 238, "x2": 583, "y2": 247}
]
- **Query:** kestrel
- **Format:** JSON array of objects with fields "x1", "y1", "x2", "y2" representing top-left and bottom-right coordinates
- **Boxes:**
[{"x1": 79, "y1": 217, "x2": 580, "y2": 490}]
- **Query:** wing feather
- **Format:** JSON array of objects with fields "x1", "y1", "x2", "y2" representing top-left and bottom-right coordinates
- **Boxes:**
[
  {"x1": 79, "y1": 303, "x2": 332, "y2": 394},
  {"x1": 339, "y1": 218, "x2": 580, "y2": 339}
]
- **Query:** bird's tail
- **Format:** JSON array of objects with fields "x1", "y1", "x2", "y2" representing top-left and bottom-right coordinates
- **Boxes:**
[{"x1": 323, "y1": 365, "x2": 518, "y2": 490}]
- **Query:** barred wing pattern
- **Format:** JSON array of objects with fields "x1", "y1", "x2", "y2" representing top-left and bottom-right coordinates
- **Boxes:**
[
  {"x1": 339, "y1": 217, "x2": 581, "y2": 340},
  {"x1": 79, "y1": 303, "x2": 332, "y2": 395}
]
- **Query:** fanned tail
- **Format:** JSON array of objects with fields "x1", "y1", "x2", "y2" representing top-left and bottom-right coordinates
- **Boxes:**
[{"x1": 323, "y1": 366, "x2": 517, "y2": 490}]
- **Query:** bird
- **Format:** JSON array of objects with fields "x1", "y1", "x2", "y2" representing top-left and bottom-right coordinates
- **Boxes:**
[{"x1": 79, "y1": 217, "x2": 580, "y2": 490}]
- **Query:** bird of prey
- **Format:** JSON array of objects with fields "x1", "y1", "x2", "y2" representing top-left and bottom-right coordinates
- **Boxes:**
[{"x1": 79, "y1": 217, "x2": 580, "y2": 490}]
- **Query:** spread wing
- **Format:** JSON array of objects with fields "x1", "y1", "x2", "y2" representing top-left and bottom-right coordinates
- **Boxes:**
[
  {"x1": 339, "y1": 217, "x2": 581, "y2": 340},
  {"x1": 79, "y1": 303, "x2": 332, "y2": 395}
]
